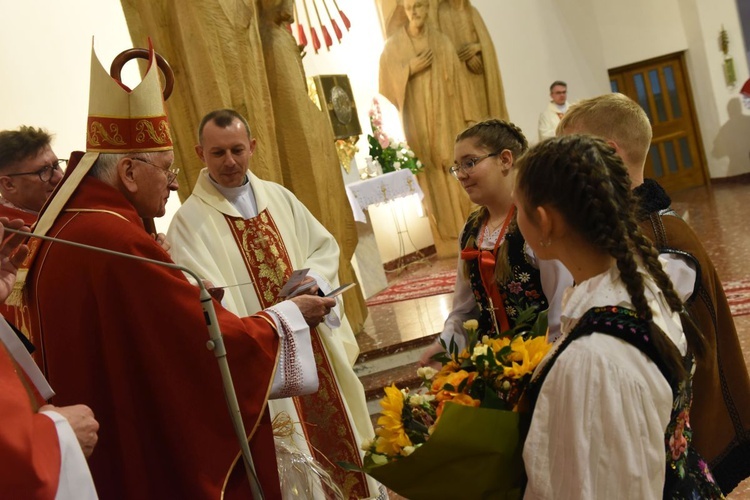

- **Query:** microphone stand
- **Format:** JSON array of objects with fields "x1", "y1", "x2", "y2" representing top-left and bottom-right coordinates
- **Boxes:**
[{"x1": 5, "y1": 228, "x2": 265, "y2": 500}]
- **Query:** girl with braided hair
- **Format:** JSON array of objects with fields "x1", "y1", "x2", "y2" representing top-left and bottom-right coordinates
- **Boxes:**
[
  {"x1": 419, "y1": 118, "x2": 571, "y2": 366},
  {"x1": 516, "y1": 135, "x2": 721, "y2": 499}
]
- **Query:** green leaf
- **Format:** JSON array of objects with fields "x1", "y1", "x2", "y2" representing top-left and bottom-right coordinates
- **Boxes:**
[
  {"x1": 457, "y1": 377, "x2": 469, "y2": 393},
  {"x1": 530, "y1": 309, "x2": 549, "y2": 338},
  {"x1": 480, "y1": 388, "x2": 508, "y2": 410}
]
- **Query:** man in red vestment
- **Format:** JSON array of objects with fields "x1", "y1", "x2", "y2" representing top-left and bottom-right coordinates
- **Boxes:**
[
  {"x1": 16, "y1": 42, "x2": 335, "y2": 499},
  {"x1": 0, "y1": 126, "x2": 65, "y2": 336},
  {"x1": 0, "y1": 217, "x2": 98, "y2": 499}
]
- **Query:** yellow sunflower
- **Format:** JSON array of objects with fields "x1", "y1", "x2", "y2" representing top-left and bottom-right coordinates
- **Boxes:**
[
  {"x1": 503, "y1": 336, "x2": 552, "y2": 379},
  {"x1": 375, "y1": 385, "x2": 412, "y2": 455}
]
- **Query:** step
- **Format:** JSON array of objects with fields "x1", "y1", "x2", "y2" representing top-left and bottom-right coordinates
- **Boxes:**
[
  {"x1": 353, "y1": 282, "x2": 453, "y2": 416},
  {"x1": 355, "y1": 334, "x2": 438, "y2": 416}
]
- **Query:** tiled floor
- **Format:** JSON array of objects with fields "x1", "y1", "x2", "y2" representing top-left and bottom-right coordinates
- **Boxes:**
[{"x1": 356, "y1": 176, "x2": 750, "y2": 499}]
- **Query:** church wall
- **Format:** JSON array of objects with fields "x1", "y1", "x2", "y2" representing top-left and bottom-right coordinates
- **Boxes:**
[
  {"x1": 0, "y1": 0, "x2": 182, "y2": 232},
  {"x1": 593, "y1": 0, "x2": 689, "y2": 70},
  {"x1": 678, "y1": 0, "x2": 750, "y2": 178},
  {"x1": 592, "y1": 0, "x2": 750, "y2": 178},
  {"x1": 471, "y1": 0, "x2": 612, "y2": 144},
  {"x1": 2, "y1": 0, "x2": 747, "y2": 242}
]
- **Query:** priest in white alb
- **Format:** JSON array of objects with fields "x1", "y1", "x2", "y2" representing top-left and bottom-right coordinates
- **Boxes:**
[{"x1": 167, "y1": 109, "x2": 381, "y2": 499}]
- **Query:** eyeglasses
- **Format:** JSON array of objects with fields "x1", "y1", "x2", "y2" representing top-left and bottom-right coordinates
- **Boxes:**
[
  {"x1": 449, "y1": 151, "x2": 501, "y2": 179},
  {"x1": 5, "y1": 159, "x2": 67, "y2": 182},
  {"x1": 130, "y1": 157, "x2": 180, "y2": 185}
]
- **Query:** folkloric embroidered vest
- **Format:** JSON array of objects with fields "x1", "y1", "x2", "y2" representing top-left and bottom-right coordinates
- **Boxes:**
[
  {"x1": 526, "y1": 306, "x2": 723, "y2": 499},
  {"x1": 460, "y1": 210, "x2": 548, "y2": 337}
]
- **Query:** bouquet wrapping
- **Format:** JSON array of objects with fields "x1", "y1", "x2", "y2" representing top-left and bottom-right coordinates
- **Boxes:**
[
  {"x1": 365, "y1": 403, "x2": 528, "y2": 499},
  {"x1": 354, "y1": 309, "x2": 550, "y2": 499}
]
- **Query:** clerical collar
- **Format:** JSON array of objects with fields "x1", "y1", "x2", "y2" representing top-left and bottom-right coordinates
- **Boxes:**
[
  {"x1": 207, "y1": 172, "x2": 251, "y2": 199},
  {"x1": 207, "y1": 171, "x2": 258, "y2": 219}
]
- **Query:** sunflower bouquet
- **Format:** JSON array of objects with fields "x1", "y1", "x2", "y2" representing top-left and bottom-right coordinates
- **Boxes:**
[{"x1": 356, "y1": 308, "x2": 550, "y2": 499}]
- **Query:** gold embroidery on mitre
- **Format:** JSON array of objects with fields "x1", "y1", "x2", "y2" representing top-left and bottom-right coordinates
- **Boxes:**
[
  {"x1": 135, "y1": 119, "x2": 172, "y2": 145},
  {"x1": 87, "y1": 122, "x2": 126, "y2": 147}
]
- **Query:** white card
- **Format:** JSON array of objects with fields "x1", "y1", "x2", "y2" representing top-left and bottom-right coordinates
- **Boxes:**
[
  {"x1": 277, "y1": 268, "x2": 310, "y2": 298},
  {"x1": 325, "y1": 282, "x2": 356, "y2": 298}
]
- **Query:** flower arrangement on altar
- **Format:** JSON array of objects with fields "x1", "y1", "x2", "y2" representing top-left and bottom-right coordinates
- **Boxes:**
[
  {"x1": 351, "y1": 308, "x2": 551, "y2": 499},
  {"x1": 367, "y1": 97, "x2": 423, "y2": 175}
]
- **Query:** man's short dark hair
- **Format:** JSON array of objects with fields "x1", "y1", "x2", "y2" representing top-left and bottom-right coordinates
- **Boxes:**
[
  {"x1": 550, "y1": 80, "x2": 567, "y2": 92},
  {"x1": 198, "y1": 109, "x2": 252, "y2": 143},
  {"x1": 0, "y1": 126, "x2": 53, "y2": 171}
]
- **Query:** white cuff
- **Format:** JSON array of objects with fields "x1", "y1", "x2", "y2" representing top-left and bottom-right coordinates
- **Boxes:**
[
  {"x1": 266, "y1": 301, "x2": 319, "y2": 399},
  {"x1": 39, "y1": 411, "x2": 98, "y2": 500}
]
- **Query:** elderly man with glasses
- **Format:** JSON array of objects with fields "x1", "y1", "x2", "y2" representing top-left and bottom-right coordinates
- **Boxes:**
[{"x1": 0, "y1": 126, "x2": 65, "y2": 223}]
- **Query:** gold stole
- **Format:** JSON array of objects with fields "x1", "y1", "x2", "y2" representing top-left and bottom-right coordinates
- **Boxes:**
[{"x1": 225, "y1": 210, "x2": 369, "y2": 499}]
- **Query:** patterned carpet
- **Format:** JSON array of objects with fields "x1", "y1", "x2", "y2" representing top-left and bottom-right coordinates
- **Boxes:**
[
  {"x1": 365, "y1": 270, "x2": 456, "y2": 306},
  {"x1": 366, "y1": 271, "x2": 750, "y2": 318},
  {"x1": 726, "y1": 277, "x2": 750, "y2": 317}
]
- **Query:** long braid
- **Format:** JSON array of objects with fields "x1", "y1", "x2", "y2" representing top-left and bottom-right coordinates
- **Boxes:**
[
  {"x1": 627, "y1": 223, "x2": 708, "y2": 359},
  {"x1": 515, "y1": 135, "x2": 687, "y2": 381}
]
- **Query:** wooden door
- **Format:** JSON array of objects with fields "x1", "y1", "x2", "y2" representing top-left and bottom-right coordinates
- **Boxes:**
[{"x1": 609, "y1": 52, "x2": 708, "y2": 192}]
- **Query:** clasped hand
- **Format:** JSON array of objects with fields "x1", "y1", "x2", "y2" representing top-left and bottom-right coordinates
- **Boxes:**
[{"x1": 409, "y1": 49, "x2": 434, "y2": 76}]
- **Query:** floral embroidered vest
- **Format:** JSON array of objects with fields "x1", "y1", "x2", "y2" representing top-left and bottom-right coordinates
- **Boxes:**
[
  {"x1": 460, "y1": 211, "x2": 548, "y2": 337},
  {"x1": 526, "y1": 306, "x2": 723, "y2": 499}
]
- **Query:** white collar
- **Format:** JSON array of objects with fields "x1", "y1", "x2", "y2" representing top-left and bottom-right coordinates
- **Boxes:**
[{"x1": 207, "y1": 172, "x2": 252, "y2": 199}]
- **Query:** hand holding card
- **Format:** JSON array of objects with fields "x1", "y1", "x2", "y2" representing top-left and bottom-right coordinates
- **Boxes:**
[
  {"x1": 278, "y1": 269, "x2": 310, "y2": 298},
  {"x1": 325, "y1": 283, "x2": 356, "y2": 298}
]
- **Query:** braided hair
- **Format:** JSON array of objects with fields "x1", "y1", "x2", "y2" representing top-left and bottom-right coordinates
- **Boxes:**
[
  {"x1": 515, "y1": 135, "x2": 705, "y2": 381},
  {"x1": 457, "y1": 119, "x2": 528, "y2": 284}
]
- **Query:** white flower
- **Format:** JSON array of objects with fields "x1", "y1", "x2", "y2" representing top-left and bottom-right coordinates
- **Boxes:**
[
  {"x1": 518, "y1": 272, "x2": 531, "y2": 283},
  {"x1": 393, "y1": 161, "x2": 402, "y2": 169},
  {"x1": 408, "y1": 395, "x2": 424, "y2": 406},
  {"x1": 417, "y1": 366, "x2": 438, "y2": 380},
  {"x1": 371, "y1": 453, "x2": 388, "y2": 465},
  {"x1": 471, "y1": 344, "x2": 488, "y2": 361},
  {"x1": 397, "y1": 150, "x2": 404, "y2": 159},
  {"x1": 406, "y1": 149, "x2": 414, "y2": 157},
  {"x1": 401, "y1": 446, "x2": 416, "y2": 456},
  {"x1": 360, "y1": 438, "x2": 374, "y2": 451},
  {"x1": 416, "y1": 160, "x2": 422, "y2": 167},
  {"x1": 422, "y1": 394, "x2": 435, "y2": 402}
]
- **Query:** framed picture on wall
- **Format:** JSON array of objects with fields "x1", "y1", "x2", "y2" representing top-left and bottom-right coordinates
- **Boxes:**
[{"x1": 310, "y1": 74, "x2": 362, "y2": 140}]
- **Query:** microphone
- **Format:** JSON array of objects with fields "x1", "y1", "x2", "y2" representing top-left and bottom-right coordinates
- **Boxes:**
[{"x1": 4, "y1": 227, "x2": 265, "y2": 500}]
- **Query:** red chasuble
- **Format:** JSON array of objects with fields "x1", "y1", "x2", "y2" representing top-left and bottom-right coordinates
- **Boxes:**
[
  {"x1": 27, "y1": 176, "x2": 283, "y2": 499},
  {"x1": 0, "y1": 343, "x2": 61, "y2": 498},
  {"x1": 0, "y1": 203, "x2": 38, "y2": 345}
]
